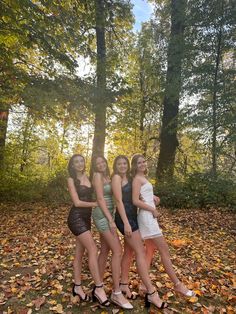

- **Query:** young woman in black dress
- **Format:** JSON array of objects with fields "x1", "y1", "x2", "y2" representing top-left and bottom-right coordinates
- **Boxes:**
[
  {"x1": 67, "y1": 154, "x2": 109, "y2": 306},
  {"x1": 111, "y1": 155, "x2": 168, "y2": 309}
]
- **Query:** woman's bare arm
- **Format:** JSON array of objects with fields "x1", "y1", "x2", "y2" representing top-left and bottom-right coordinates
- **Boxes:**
[{"x1": 132, "y1": 177, "x2": 158, "y2": 217}]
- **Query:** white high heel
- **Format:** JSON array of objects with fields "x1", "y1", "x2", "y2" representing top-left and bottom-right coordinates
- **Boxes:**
[
  {"x1": 110, "y1": 290, "x2": 133, "y2": 309},
  {"x1": 174, "y1": 281, "x2": 195, "y2": 297}
]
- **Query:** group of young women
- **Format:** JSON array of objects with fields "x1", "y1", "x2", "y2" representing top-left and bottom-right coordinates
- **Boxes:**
[{"x1": 67, "y1": 153, "x2": 195, "y2": 310}]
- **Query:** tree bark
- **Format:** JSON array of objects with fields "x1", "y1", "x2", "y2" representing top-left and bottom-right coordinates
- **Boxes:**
[
  {"x1": 156, "y1": 0, "x2": 186, "y2": 181},
  {"x1": 0, "y1": 106, "x2": 9, "y2": 169},
  {"x1": 91, "y1": 0, "x2": 107, "y2": 160},
  {"x1": 139, "y1": 65, "x2": 148, "y2": 156},
  {"x1": 20, "y1": 111, "x2": 32, "y2": 172}
]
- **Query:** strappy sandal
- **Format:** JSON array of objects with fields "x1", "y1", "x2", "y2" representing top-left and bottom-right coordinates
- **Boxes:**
[
  {"x1": 110, "y1": 290, "x2": 133, "y2": 309},
  {"x1": 145, "y1": 290, "x2": 168, "y2": 309},
  {"x1": 72, "y1": 283, "x2": 90, "y2": 301},
  {"x1": 174, "y1": 281, "x2": 196, "y2": 298},
  {"x1": 92, "y1": 283, "x2": 110, "y2": 307},
  {"x1": 120, "y1": 282, "x2": 138, "y2": 300}
]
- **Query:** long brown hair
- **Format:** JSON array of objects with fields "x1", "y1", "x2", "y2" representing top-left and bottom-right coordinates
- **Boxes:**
[
  {"x1": 67, "y1": 154, "x2": 85, "y2": 187},
  {"x1": 90, "y1": 155, "x2": 110, "y2": 180},
  {"x1": 112, "y1": 155, "x2": 131, "y2": 180},
  {"x1": 131, "y1": 154, "x2": 148, "y2": 177}
]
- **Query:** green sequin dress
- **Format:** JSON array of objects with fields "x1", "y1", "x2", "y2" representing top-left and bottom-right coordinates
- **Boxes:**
[{"x1": 92, "y1": 183, "x2": 114, "y2": 232}]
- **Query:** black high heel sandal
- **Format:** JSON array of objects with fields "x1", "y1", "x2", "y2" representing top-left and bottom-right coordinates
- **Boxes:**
[
  {"x1": 120, "y1": 282, "x2": 137, "y2": 300},
  {"x1": 145, "y1": 290, "x2": 168, "y2": 309},
  {"x1": 72, "y1": 283, "x2": 90, "y2": 301},
  {"x1": 92, "y1": 283, "x2": 110, "y2": 307}
]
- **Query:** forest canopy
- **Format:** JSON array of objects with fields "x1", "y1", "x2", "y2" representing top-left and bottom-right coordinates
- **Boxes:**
[{"x1": 0, "y1": 0, "x2": 235, "y2": 208}]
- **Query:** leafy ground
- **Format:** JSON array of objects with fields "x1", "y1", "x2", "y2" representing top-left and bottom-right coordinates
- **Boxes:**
[{"x1": 0, "y1": 203, "x2": 235, "y2": 314}]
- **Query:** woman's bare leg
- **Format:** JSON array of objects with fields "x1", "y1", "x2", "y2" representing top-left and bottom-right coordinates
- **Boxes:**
[
  {"x1": 150, "y1": 236, "x2": 193, "y2": 295},
  {"x1": 77, "y1": 231, "x2": 107, "y2": 302},
  {"x1": 122, "y1": 231, "x2": 166, "y2": 308},
  {"x1": 98, "y1": 233, "x2": 110, "y2": 279},
  {"x1": 145, "y1": 239, "x2": 156, "y2": 269},
  {"x1": 73, "y1": 238, "x2": 85, "y2": 297},
  {"x1": 120, "y1": 241, "x2": 134, "y2": 284},
  {"x1": 149, "y1": 236, "x2": 179, "y2": 284},
  {"x1": 101, "y1": 230, "x2": 131, "y2": 306}
]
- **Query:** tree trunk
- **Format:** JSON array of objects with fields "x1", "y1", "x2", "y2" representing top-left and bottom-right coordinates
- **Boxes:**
[
  {"x1": 91, "y1": 0, "x2": 107, "y2": 160},
  {"x1": 156, "y1": 0, "x2": 186, "y2": 181},
  {"x1": 0, "y1": 106, "x2": 9, "y2": 169},
  {"x1": 211, "y1": 1, "x2": 224, "y2": 177},
  {"x1": 20, "y1": 112, "x2": 32, "y2": 172},
  {"x1": 60, "y1": 117, "x2": 67, "y2": 154},
  {"x1": 139, "y1": 66, "x2": 148, "y2": 156}
]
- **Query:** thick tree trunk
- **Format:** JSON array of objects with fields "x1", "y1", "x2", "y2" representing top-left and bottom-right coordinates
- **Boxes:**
[
  {"x1": 0, "y1": 106, "x2": 9, "y2": 169},
  {"x1": 156, "y1": 0, "x2": 186, "y2": 181},
  {"x1": 91, "y1": 0, "x2": 107, "y2": 159}
]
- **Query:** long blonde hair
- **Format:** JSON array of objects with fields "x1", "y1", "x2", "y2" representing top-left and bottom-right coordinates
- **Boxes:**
[{"x1": 131, "y1": 154, "x2": 148, "y2": 177}]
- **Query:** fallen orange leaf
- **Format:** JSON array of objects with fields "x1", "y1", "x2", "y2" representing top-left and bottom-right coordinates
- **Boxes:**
[{"x1": 171, "y1": 239, "x2": 187, "y2": 247}]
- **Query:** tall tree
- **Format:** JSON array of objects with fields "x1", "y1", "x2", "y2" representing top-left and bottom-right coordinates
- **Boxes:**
[
  {"x1": 0, "y1": 0, "x2": 91, "y2": 166},
  {"x1": 211, "y1": 0, "x2": 224, "y2": 176},
  {"x1": 156, "y1": 0, "x2": 186, "y2": 181},
  {"x1": 0, "y1": 108, "x2": 9, "y2": 168},
  {"x1": 91, "y1": 0, "x2": 107, "y2": 158},
  {"x1": 182, "y1": 0, "x2": 236, "y2": 176},
  {"x1": 90, "y1": 0, "x2": 133, "y2": 159}
]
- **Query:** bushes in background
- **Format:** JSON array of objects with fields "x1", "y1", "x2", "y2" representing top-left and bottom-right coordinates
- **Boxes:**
[
  {"x1": 1, "y1": 169, "x2": 235, "y2": 209},
  {"x1": 156, "y1": 172, "x2": 236, "y2": 209}
]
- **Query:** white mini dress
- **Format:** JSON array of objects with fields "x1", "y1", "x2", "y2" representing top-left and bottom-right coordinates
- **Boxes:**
[{"x1": 137, "y1": 181, "x2": 163, "y2": 239}]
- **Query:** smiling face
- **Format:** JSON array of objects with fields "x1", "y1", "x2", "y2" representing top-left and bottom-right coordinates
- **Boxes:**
[
  {"x1": 72, "y1": 155, "x2": 85, "y2": 173},
  {"x1": 136, "y1": 156, "x2": 147, "y2": 173},
  {"x1": 95, "y1": 157, "x2": 107, "y2": 173},
  {"x1": 115, "y1": 157, "x2": 129, "y2": 175}
]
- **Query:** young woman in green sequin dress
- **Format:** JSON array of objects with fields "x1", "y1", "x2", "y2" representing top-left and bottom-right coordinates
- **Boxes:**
[{"x1": 91, "y1": 156, "x2": 133, "y2": 310}]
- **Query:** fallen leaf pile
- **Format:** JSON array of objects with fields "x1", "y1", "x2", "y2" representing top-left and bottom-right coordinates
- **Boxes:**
[{"x1": 0, "y1": 203, "x2": 235, "y2": 313}]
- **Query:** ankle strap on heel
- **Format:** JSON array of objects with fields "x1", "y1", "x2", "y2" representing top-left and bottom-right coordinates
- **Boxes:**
[
  {"x1": 112, "y1": 290, "x2": 122, "y2": 295},
  {"x1": 147, "y1": 290, "x2": 156, "y2": 296},
  {"x1": 95, "y1": 283, "x2": 103, "y2": 288},
  {"x1": 74, "y1": 283, "x2": 81, "y2": 287},
  {"x1": 120, "y1": 282, "x2": 128, "y2": 286}
]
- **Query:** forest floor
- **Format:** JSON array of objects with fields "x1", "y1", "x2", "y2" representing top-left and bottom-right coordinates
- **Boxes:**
[{"x1": 0, "y1": 203, "x2": 235, "y2": 314}]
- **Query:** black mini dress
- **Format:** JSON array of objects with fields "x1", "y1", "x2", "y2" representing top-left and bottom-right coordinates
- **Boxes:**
[
  {"x1": 67, "y1": 185, "x2": 93, "y2": 236},
  {"x1": 115, "y1": 181, "x2": 139, "y2": 235}
]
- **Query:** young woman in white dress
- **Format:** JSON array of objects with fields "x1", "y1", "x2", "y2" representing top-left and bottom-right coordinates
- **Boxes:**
[{"x1": 129, "y1": 154, "x2": 195, "y2": 298}]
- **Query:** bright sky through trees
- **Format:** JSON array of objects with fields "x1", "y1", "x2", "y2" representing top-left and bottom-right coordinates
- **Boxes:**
[{"x1": 131, "y1": 0, "x2": 154, "y2": 31}]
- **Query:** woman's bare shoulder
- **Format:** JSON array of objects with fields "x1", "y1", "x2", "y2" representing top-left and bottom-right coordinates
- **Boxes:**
[
  {"x1": 93, "y1": 172, "x2": 103, "y2": 182},
  {"x1": 112, "y1": 174, "x2": 121, "y2": 181}
]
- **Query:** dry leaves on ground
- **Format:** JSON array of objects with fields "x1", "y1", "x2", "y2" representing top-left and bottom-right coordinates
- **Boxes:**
[{"x1": 0, "y1": 203, "x2": 235, "y2": 313}]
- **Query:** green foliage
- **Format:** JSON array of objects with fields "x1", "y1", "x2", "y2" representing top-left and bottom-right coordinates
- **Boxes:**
[
  {"x1": 0, "y1": 158, "x2": 69, "y2": 202},
  {"x1": 42, "y1": 169, "x2": 69, "y2": 203},
  {"x1": 0, "y1": 0, "x2": 235, "y2": 209},
  {"x1": 156, "y1": 172, "x2": 236, "y2": 209},
  {"x1": 0, "y1": 169, "x2": 46, "y2": 201}
]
